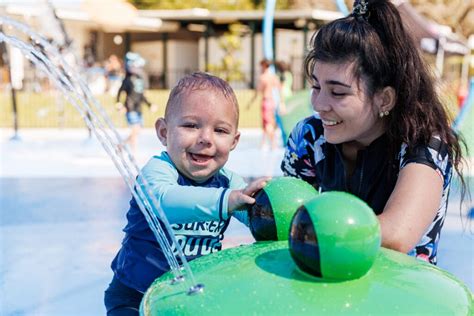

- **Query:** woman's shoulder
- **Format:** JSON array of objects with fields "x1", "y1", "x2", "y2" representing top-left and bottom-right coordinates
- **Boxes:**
[
  {"x1": 399, "y1": 136, "x2": 449, "y2": 162},
  {"x1": 399, "y1": 136, "x2": 452, "y2": 186},
  {"x1": 297, "y1": 114, "x2": 323, "y2": 128},
  {"x1": 284, "y1": 115, "x2": 327, "y2": 166},
  {"x1": 290, "y1": 115, "x2": 324, "y2": 143}
]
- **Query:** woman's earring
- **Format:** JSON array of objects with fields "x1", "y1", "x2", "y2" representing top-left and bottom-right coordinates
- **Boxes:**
[{"x1": 379, "y1": 110, "x2": 390, "y2": 118}]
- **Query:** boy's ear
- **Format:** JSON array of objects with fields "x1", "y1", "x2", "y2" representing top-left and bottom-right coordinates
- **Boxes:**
[
  {"x1": 230, "y1": 131, "x2": 241, "y2": 151},
  {"x1": 155, "y1": 118, "x2": 168, "y2": 146},
  {"x1": 374, "y1": 86, "x2": 396, "y2": 113}
]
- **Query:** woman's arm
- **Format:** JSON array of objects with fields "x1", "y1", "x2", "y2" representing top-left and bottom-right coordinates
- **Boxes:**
[{"x1": 378, "y1": 163, "x2": 443, "y2": 253}]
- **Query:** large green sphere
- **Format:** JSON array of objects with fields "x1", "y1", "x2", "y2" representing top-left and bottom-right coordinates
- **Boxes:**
[
  {"x1": 289, "y1": 191, "x2": 381, "y2": 280},
  {"x1": 248, "y1": 177, "x2": 318, "y2": 241}
]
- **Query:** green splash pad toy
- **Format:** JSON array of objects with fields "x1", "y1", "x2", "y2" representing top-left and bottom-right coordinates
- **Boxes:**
[
  {"x1": 140, "y1": 186, "x2": 473, "y2": 315},
  {"x1": 141, "y1": 242, "x2": 472, "y2": 315}
]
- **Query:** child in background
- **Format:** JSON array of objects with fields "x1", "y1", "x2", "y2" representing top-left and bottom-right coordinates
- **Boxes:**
[
  {"x1": 116, "y1": 52, "x2": 157, "y2": 153},
  {"x1": 247, "y1": 59, "x2": 283, "y2": 150},
  {"x1": 276, "y1": 60, "x2": 293, "y2": 102},
  {"x1": 105, "y1": 54, "x2": 123, "y2": 96},
  {"x1": 105, "y1": 72, "x2": 268, "y2": 315}
]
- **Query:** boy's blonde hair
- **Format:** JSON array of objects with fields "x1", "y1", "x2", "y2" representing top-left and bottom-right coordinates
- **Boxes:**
[{"x1": 165, "y1": 72, "x2": 239, "y2": 125}]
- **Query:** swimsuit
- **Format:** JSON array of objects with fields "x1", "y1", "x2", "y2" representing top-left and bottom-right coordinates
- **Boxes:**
[{"x1": 281, "y1": 116, "x2": 452, "y2": 264}]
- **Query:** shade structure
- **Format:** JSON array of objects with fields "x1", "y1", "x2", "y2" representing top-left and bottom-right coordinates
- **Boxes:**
[{"x1": 81, "y1": 0, "x2": 138, "y2": 32}]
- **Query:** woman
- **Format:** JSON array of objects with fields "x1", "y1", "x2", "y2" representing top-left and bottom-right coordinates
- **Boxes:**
[{"x1": 281, "y1": 0, "x2": 467, "y2": 264}]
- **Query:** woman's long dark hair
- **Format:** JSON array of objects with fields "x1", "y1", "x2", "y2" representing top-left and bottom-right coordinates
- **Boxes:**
[{"x1": 304, "y1": 0, "x2": 468, "y2": 203}]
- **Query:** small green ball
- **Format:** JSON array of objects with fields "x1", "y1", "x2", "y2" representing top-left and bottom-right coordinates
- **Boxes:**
[
  {"x1": 289, "y1": 191, "x2": 381, "y2": 280},
  {"x1": 249, "y1": 177, "x2": 318, "y2": 241}
]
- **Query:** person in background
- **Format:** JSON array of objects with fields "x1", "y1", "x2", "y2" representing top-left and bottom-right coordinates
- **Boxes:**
[
  {"x1": 247, "y1": 59, "x2": 283, "y2": 150},
  {"x1": 116, "y1": 52, "x2": 157, "y2": 153},
  {"x1": 105, "y1": 72, "x2": 268, "y2": 315},
  {"x1": 105, "y1": 54, "x2": 123, "y2": 95},
  {"x1": 276, "y1": 60, "x2": 293, "y2": 102},
  {"x1": 281, "y1": 0, "x2": 467, "y2": 265},
  {"x1": 274, "y1": 60, "x2": 292, "y2": 141}
]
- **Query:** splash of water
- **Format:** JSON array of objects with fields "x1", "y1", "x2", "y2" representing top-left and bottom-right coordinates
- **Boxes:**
[{"x1": 0, "y1": 17, "x2": 203, "y2": 295}]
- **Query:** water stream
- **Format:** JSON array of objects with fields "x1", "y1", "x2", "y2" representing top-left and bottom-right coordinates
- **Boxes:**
[{"x1": 0, "y1": 16, "x2": 203, "y2": 295}]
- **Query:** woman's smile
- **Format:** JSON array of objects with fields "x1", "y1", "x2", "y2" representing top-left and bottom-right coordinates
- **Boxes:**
[{"x1": 321, "y1": 118, "x2": 343, "y2": 127}]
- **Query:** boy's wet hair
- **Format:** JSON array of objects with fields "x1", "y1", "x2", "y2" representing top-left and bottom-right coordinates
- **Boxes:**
[{"x1": 165, "y1": 72, "x2": 239, "y2": 125}]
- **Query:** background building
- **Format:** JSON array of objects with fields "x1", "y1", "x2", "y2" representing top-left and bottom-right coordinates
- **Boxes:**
[{"x1": 1, "y1": 0, "x2": 470, "y2": 91}]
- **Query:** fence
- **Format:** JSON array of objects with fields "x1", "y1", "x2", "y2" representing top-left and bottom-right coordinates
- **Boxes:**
[{"x1": 0, "y1": 89, "x2": 263, "y2": 129}]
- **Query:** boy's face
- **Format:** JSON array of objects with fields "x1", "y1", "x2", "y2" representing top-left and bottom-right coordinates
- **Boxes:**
[{"x1": 156, "y1": 89, "x2": 240, "y2": 183}]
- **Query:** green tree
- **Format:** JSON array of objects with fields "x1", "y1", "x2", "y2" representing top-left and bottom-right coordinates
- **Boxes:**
[{"x1": 208, "y1": 24, "x2": 246, "y2": 83}]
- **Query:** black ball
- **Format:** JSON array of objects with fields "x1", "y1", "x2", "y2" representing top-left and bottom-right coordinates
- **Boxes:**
[
  {"x1": 248, "y1": 189, "x2": 277, "y2": 241},
  {"x1": 247, "y1": 177, "x2": 318, "y2": 241},
  {"x1": 288, "y1": 206, "x2": 322, "y2": 277}
]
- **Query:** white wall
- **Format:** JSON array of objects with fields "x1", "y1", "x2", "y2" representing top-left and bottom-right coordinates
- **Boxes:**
[
  {"x1": 167, "y1": 40, "x2": 199, "y2": 86},
  {"x1": 275, "y1": 29, "x2": 308, "y2": 90},
  {"x1": 129, "y1": 40, "x2": 199, "y2": 87},
  {"x1": 63, "y1": 21, "x2": 90, "y2": 61},
  {"x1": 131, "y1": 41, "x2": 164, "y2": 75},
  {"x1": 199, "y1": 29, "x2": 308, "y2": 89}
]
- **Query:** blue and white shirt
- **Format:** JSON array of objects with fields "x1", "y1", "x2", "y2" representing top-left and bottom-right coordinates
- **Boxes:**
[
  {"x1": 281, "y1": 116, "x2": 452, "y2": 265},
  {"x1": 112, "y1": 152, "x2": 248, "y2": 293}
]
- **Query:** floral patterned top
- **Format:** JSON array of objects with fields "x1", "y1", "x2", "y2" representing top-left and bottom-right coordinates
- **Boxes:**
[{"x1": 281, "y1": 116, "x2": 453, "y2": 264}]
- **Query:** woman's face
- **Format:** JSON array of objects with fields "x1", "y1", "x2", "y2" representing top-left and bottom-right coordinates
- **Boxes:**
[{"x1": 310, "y1": 61, "x2": 386, "y2": 147}]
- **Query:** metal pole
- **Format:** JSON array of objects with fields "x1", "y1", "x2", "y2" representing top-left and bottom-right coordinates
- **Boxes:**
[
  {"x1": 272, "y1": 29, "x2": 276, "y2": 62},
  {"x1": 435, "y1": 36, "x2": 446, "y2": 78},
  {"x1": 250, "y1": 22, "x2": 256, "y2": 89},
  {"x1": 302, "y1": 22, "x2": 309, "y2": 89},
  {"x1": 124, "y1": 32, "x2": 131, "y2": 54},
  {"x1": 7, "y1": 58, "x2": 19, "y2": 140},
  {"x1": 162, "y1": 33, "x2": 168, "y2": 88},
  {"x1": 0, "y1": 26, "x2": 20, "y2": 140},
  {"x1": 8, "y1": 68, "x2": 19, "y2": 139},
  {"x1": 204, "y1": 23, "x2": 210, "y2": 72}
]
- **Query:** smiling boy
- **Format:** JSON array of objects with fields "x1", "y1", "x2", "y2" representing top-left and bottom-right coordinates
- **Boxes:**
[{"x1": 105, "y1": 72, "x2": 267, "y2": 315}]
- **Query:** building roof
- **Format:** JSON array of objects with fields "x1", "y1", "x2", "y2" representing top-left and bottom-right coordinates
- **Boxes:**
[
  {"x1": 139, "y1": 8, "x2": 343, "y2": 23},
  {"x1": 1, "y1": 1, "x2": 344, "y2": 33},
  {"x1": 1, "y1": 0, "x2": 468, "y2": 54},
  {"x1": 395, "y1": 1, "x2": 468, "y2": 55}
]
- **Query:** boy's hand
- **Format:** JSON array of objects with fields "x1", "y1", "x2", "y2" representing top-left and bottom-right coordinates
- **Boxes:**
[{"x1": 228, "y1": 177, "x2": 271, "y2": 214}]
